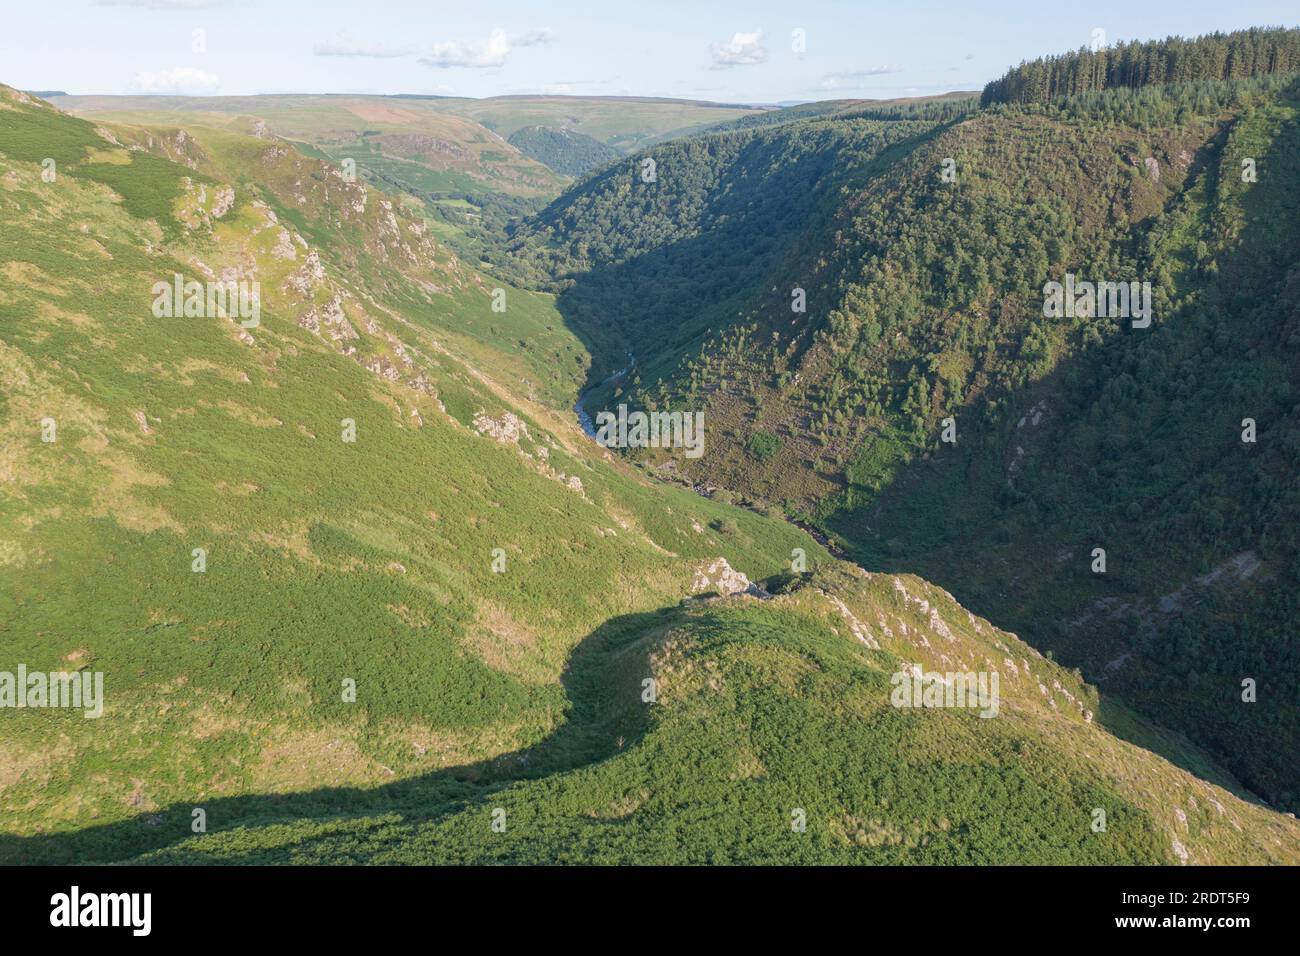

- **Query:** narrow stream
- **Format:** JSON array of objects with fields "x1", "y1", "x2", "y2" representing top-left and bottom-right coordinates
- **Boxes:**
[{"x1": 573, "y1": 352, "x2": 634, "y2": 439}]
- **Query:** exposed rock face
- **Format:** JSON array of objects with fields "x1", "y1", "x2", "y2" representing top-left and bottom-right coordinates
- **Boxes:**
[
  {"x1": 691, "y1": 558, "x2": 769, "y2": 598},
  {"x1": 211, "y1": 185, "x2": 235, "y2": 219},
  {"x1": 892, "y1": 577, "x2": 955, "y2": 642},
  {"x1": 364, "y1": 356, "x2": 401, "y2": 381},
  {"x1": 177, "y1": 179, "x2": 238, "y2": 231},
  {"x1": 285, "y1": 249, "x2": 327, "y2": 295},
  {"x1": 1079, "y1": 550, "x2": 1263, "y2": 645},
  {"x1": 250, "y1": 200, "x2": 279, "y2": 233},
  {"x1": 824, "y1": 592, "x2": 880, "y2": 649},
  {"x1": 1017, "y1": 399, "x2": 1048, "y2": 429},
  {"x1": 298, "y1": 293, "x2": 357, "y2": 341},
  {"x1": 1171, "y1": 837, "x2": 1189, "y2": 863},
  {"x1": 473, "y1": 411, "x2": 529, "y2": 444},
  {"x1": 271, "y1": 228, "x2": 298, "y2": 260}
]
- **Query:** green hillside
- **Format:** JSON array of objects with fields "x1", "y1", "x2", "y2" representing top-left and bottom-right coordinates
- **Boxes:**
[
  {"x1": 501, "y1": 60, "x2": 1300, "y2": 812},
  {"x1": 704, "y1": 92, "x2": 980, "y2": 133},
  {"x1": 3, "y1": 82, "x2": 1297, "y2": 864},
  {"x1": 507, "y1": 125, "x2": 621, "y2": 177}
]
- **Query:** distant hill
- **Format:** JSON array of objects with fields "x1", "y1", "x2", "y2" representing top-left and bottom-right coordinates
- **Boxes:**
[
  {"x1": 704, "y1": 92, "x2": 980, "y2": 133},
  {"x1": 440, "y1": 94, "x2": 764, "y2": 152},
  {"x1": 52, "y1": 92, "x2": 762, "y2": 160},
  {"x1": 48, "y1": 93, "x2": 567, "y2": 201},
  {"x1": 507, "y1": 125, "x2": 621, "y2": 176},
  {"x1": 50, "y1": 92, "x2": 766, "y2": 262}
]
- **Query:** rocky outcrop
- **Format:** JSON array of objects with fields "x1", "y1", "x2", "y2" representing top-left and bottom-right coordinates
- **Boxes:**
[
  {"x1": 298, "y1": 293, "x2": 357, "y2": 341},
  {"x1": 691, "y1": 558, "x2": 769, "y2": 599},
  {"x1": 473, "y1": 411, "x2": 529, "y2": 444}
]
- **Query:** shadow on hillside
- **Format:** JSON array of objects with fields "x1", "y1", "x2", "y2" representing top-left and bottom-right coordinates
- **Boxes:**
[
  {"x1": 812, "y1": 78, "x2": 1300, "y2": 809},
  {"x1": 1, "y1": 606, "x2": 684, "y2": 865}
]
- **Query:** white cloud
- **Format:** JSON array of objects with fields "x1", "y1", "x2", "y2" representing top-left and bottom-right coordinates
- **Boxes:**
[
  {"x1": 421, "y1": 29, "x2": 510, "y2": 68},
  {"x1": 132, "y1": 66, "x2": 219, "y2": 93},
  {"x1": 817, "y1": 66, "x2": 904, "y2": 90},
  {"x1": 314, "y1": 35, "x2": 414, "y2": 58},
  {"x1": 419, "y1": 28, "x2": 555, "y2": 69},
  {"x1": 709, "y1": 32, "x2": 767, "y2": 68}
]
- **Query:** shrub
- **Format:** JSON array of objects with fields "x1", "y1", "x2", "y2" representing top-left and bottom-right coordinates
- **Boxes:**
[{"x1": 748, "y1": 430, "x2": 781, "y2": 462}]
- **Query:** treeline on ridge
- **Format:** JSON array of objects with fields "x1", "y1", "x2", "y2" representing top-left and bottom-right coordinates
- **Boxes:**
[{"x1": 981, "y1": 26, "x2": 1300, "y2": 105}]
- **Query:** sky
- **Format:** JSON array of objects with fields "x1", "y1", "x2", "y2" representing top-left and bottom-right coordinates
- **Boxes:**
[{"x1": 2, "y1": 0, "x2": 1298, "y2": 103}]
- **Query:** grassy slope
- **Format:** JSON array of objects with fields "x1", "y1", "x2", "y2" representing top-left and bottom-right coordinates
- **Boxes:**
[
  {"x1": 120, "y1": 568, "x2": 1300, "y2": 864},
  {"x1": 0, "y1": 87, "x2": 813, "y2": 854},
  {"x1": 1, "y1": 85, "x2": 1297, "y2": 864}
]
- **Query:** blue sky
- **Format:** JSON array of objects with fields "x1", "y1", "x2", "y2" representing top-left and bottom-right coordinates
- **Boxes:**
[{"x1": 3, "y1": 0, "x2": 1298, "y2": 102}]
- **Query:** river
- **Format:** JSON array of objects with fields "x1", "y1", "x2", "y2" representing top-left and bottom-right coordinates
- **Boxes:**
[{"x1": 573, "y1": 352, "x2": 634, "y2": 439}]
